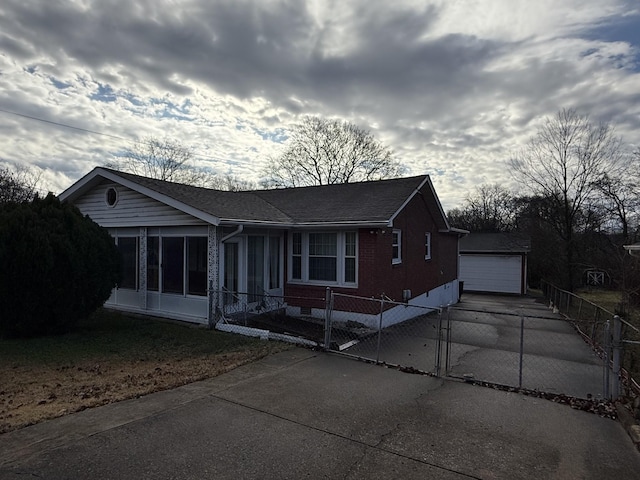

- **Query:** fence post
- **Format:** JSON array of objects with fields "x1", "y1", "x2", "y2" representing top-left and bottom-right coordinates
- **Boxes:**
[
  {"x1": 324, "y1": 287, "x2": 332, "y2": 350},
  {"x1": 207, "y1": 279, "x2": 214, "y2": 329},
  {"x1": 519, "y1": 315, "x2": 525, "y2": 389},
  {"x1": 376, "y1": 297, "x2": 384, "y2": 363},
  {"x1": 612, "y1": 315, "x2": 623, "y2": 399},
  {"x1": 444, "y1": 306, "x2": 452, "y2": 374},
  {"x1": 435, "y1": 308, "x2": 443, "y2": 377},
  {"x1": 604, "y1": 319, "x2": 611, "y2": 400}
]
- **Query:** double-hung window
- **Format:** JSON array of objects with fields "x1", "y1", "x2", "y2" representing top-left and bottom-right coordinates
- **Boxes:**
[
  {"x1": 392, "y1": 229, "x2": 402, "y2": 264},
  {"x1": 425, "y1": 232, "x2": 431, "y2": 260},
  {"x1": 309, "y1": 233, "x2": 337, "y2": 281},
  {"x1": 290, "y1": 232, "x2": 357, "y2": 286}
]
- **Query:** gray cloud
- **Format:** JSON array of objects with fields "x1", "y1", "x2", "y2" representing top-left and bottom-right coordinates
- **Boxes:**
[{"x1": 0, "y1": 0, "x2": 638, "y2": 208}]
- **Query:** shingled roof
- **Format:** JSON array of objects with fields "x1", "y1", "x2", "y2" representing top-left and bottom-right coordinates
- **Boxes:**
[
  {"x1": 459, "y1": 233, "x2": 531, "y2": 253},
  {"x1": 60, "y1": 167, "x2": 449, "y2": 228}
]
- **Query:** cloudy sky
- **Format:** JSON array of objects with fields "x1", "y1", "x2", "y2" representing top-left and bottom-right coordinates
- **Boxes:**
[{"x1": 1, "y1": 0, "x2": 639, "y2": 209}]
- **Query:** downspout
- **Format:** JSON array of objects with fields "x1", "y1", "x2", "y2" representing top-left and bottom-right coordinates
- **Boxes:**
[{"x1": 221, "y1": 224, "x2": 244, "y2": 242}]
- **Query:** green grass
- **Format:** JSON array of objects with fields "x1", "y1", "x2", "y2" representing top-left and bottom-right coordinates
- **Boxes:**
[{"x1": 0, "y1": 308, "x2": 271, "y2": 368}]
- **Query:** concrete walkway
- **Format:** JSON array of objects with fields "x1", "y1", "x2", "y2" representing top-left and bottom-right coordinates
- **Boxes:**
[{"x1": 1, "y1": 348, "x2": 639, "y2": 479}]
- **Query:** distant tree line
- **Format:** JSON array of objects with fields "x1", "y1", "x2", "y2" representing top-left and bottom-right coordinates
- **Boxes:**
[{"x1": 447, "y1": 109, "x2": 640, "y2": 303}]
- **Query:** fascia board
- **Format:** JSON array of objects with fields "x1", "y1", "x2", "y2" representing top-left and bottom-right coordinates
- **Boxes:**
[
  {"x1": 387, "y1": 176, "x2": 451, "y2": 231},
  {"x1": 219, "y1": 219, "x2": 389, "y2": 229}
]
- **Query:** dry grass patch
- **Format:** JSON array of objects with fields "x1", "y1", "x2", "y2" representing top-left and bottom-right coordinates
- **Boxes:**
[{"x1": 0, "y1": 309, "x2": 291, "y2": 434}]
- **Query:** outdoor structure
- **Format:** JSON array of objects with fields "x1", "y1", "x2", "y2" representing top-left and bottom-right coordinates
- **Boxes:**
[
  {"x1": 59, "y1": 167, "x2": 465, "y2": 326},
  {"x1": 459, "y1": 232, "x2": 530, "y2": 295}
]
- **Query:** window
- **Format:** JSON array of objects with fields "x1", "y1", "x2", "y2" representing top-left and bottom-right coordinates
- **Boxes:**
[
  {"x1": 425, "y1": 232, "x2": 431, "y2": 260},
  {"x1": 187, "y1": 237, "x2": 207, "y2": 296},
  {"x1": 309, "y1": 233, "x2": 337, "y2": 281},
  {"x1": 392, "y1": 230, "x2": 401, "y2": 264},
  {"x1": 344, "y1": 232, "x2": 356, "y2": 283},
  {"x1": 292, "y1": 232, "x2": 302, "y2": 280},
  {"x1": 105, "y1": 187, "x2": 118, "y2": 207},
  {"x1": 117, "y1": 237, "x2": 138, "y2": 289},
  {"x1": 289, "y1": 231, "x2": 357, "y2": 285},
  {"x1": 147, "y1": 237, "x2": 159, "y2": 291},
  {"x1": 162, "y1": 237, "x2": 184, "y2": 294}
]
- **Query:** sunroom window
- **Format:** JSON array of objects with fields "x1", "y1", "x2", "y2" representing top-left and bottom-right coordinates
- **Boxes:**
[{"x1": 117, "y1": 237, "x2": 138, "y2": 289}]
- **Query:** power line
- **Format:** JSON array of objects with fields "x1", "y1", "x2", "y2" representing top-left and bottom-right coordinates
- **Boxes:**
[
  {"x1": 0, "y1": 107, "x2": 127, "y2": 141},
  {"x1": 0, "y1": 106, "x2": 253, "y2": 165}
]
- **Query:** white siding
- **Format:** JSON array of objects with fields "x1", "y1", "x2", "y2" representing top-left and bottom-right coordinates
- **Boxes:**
[
  {"x1": 460, "y1": 254, "x2": 523, "y2": 294},
  {"x1": 73, "y1": 180, "x2": 207, "y2": 227}
]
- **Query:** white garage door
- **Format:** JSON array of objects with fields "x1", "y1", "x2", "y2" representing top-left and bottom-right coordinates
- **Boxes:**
[{"x1": 460, "y1": 255, "x2": 523, "y2": 294}]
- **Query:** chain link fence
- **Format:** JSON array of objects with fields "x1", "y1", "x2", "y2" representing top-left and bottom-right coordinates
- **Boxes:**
[
  {"x1": 209, "y1": 284, "x2": 634, "y2": 400},
  {"x1": 326, "y1": 293, "x2": 443, "y2": 374},
  {"x1": 444, "y1": 304, "x2": 607, "y2": 399},
  {"x1": 541, "y1": 281, "x2": 640, "y2": 398},
  {"x1": 210, "y1": 287, "x2": 326, "y2": 346}
]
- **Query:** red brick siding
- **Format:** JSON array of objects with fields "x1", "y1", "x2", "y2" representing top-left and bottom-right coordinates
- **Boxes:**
[{"x1": 283, "y1": 183, "x2": 459, "y2": 304}]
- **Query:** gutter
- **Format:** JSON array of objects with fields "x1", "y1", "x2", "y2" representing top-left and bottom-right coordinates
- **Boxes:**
[{"x1": 221, "y1": 225, "x2": 244, "y2": 242}]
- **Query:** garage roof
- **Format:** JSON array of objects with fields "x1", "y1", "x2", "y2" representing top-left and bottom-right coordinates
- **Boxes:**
[{"x1": 459, "y1": 233, "x2": 531, "y2": 253}]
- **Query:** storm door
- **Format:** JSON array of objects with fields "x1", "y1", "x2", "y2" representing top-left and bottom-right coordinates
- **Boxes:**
[
  {"x1": 247, "y1": 236, "x2": 265, "y2": 303},
  {"x1": 223, "y1": 241, "x2": 240, "y2": 307}
]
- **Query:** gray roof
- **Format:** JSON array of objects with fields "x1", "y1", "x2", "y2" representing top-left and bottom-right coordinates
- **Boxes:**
[
  {"x1": 459, "y1": 233, "x2": 531, "y2": 253},
  {"x1": 63, "y1": 168, "x2": 443, "y2": 228}
]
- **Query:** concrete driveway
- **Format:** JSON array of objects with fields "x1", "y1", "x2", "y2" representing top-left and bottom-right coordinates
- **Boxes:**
[
  {"x1": 1, "y1": 348, "x2": 639, "y2": 479},
  {"x1": 331, "y1": 293, "x2": 606, "y2": 400}
]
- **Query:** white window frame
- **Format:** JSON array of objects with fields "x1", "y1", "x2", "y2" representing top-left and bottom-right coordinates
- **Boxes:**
[
  {"x1": 425, "y1": 232, "x2": 432, "y2": 260},
  {"x1": 288, "y1": 231, "x2": 358, "y2": 286},
  {"x1": 392, "y1": 229, "x2": 402, "y2": 265}
]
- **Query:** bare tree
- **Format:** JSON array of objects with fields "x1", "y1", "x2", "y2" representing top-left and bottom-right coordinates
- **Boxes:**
[
  {"x1": 208, "y1": 173, "x2": 257, "y2": 191},
  {"x1": 510, "y1": 108, "x2": 625, "y2": 290},
  {"x1": 0, "y1": 163, "x2": 41, "y2": 203},
  {"x1": 262, "y1": 117, "x2": 405, "y2": 187},
  {"x1": 108, "y1": 137, "x2": 212, "y2": 186},
  {"x1": 447, "y1": 184, "x2": 516, "y2": 232}
]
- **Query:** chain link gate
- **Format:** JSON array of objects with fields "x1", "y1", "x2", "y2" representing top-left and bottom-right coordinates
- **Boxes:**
[
  {"x1": 326, "y1": 292, "x2": 611, "y2": 400},
  {"x1": 442, "y1": 302, "x2": 610, "y2": 400}
]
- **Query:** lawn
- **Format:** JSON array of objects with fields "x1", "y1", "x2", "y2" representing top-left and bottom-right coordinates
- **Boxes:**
[{"x1": 0, "y1": 309, "x2": 290, "y2": 434}]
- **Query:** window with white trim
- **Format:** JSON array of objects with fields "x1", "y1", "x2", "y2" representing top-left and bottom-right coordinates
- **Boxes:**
[
  {"x1": 147, "y1": 236, "x2": 208, "y2": 296},
  {"x1": 289, "y1": 231, "x2": 357, "y2": 285},
  {"x1": 425, "y1": 232, "x2": 431, "y2": 260},
  {"x1": 392, "y1": 229, "x2": 402, "y2": 264}
]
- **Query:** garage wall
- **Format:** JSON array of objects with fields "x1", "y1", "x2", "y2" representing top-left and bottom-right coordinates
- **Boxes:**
[{"x1": 460, "y1": 254, "x2": 524, "y2": 294}]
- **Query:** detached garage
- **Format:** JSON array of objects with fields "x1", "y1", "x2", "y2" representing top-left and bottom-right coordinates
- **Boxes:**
[{"x1": 459, "y1": 233, "x2": 530, "y2": 295}]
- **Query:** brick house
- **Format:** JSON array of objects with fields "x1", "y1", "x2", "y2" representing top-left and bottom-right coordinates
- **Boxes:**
[{"x1": 60, "y1": 167, "x2": 465, "y2": 326}]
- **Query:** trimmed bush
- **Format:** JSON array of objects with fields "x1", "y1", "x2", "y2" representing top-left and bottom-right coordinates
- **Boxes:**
[{"x1": 0, "y1": 194, "x2": 120, "y2": 338}]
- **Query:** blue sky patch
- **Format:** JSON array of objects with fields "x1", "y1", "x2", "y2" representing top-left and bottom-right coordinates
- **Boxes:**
[
  {"x1": 50, "y1": 77, "x2": 71, "y2": 90},
  {"x1": 90, "y1": 84, "x2": 117, "y2": 103}
]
